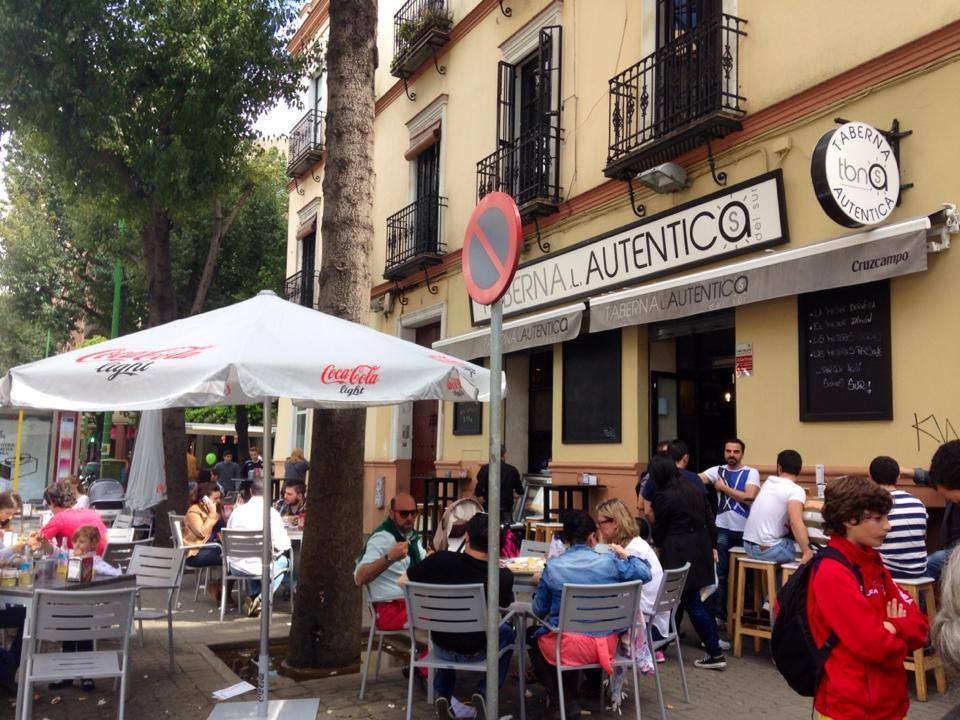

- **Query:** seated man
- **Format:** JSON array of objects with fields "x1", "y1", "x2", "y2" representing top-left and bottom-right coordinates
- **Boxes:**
[
  {"x1": 927, "y1": 441, "x2": 960, "y2": 580},
  {"x1": 275, "y1": 480, "x2": 306, "y2": 520},
  {"x1": 226, "y1": 479, "x2": 291, "y2": 617},
  {"x1": 529, "y1": 510, "x2": 652, "y2": 719},
  {"x1": 870, "y1": 455, "x2": 928, "y2": 580},
  {"x1": 354, "y1": 493, "x2": 425, "y2": 630},
  {"x1": 406, "y1": 513, "x2": 514, "y2": 720},
  {"x1": 743, "y1": 449, "x2": 813, "y2": 565}
]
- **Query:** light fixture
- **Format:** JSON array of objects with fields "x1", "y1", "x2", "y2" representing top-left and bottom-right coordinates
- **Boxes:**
[
  {"x1": 635, "y1": 162, "x2": 690, "y2": 194},
  {"x1": 723, "y1": 391, "x2": 733, "y2": 403}
]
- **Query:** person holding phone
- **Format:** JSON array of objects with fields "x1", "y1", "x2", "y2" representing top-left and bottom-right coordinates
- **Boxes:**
[{"x1": 184, "y1": 481, "x2": 225, "y2": 600}]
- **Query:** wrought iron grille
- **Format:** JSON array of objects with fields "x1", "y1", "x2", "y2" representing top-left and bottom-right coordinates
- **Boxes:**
[
  {"x1": 286, "y1": 110, "x2": 325, "y2": 175},
  {"x1": 607, "y1": 13, "x2": 747, "y2": 165},
  {"x1": 393, "y1": 0, "x2": 452, "y2": 62},
  {"x1": 284, "y1": 270, "x2": 320, "y2": 309},
  {"x1": 384, "y1": 193, "x2": 447, "y2": 278},
  {"x1": 476, "y1": 123, "x2": 562, "y2": 209}
]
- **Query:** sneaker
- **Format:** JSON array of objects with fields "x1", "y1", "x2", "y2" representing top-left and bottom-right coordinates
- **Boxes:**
[
  {"x1": 247, "y1": 595, "x2": 262, "y2": 617},
  {"x1": 434, "y1": 697, "x2": 455, "y2": 719},
  {"x1": 694, "y1": 654, "x2": 727, "y2": 671},
  {"x1": 655, "y1": 650, "x2": 666, "y2": 663}
]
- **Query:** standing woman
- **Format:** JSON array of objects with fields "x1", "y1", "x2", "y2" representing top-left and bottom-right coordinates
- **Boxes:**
[
  {"x1": 65, "y1": 475, "x2": 90, "y2": 509},
  {"x1": 648, "y1": 454, "x2": 726, "y2": 670},
  {"x1": 283, "y1": 448, "x2": 309, "y2": 481}
]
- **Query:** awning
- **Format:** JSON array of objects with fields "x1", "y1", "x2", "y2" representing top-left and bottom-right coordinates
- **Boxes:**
[
  {"x1": 295, "y1": 214, "x2": 317, "y2": 240},
  {"x1": 404, "y1": 119, "x2": 441, "y2": 161},
  {"x1": 433, "y1": 303, "x2": 585, "y2": 360},
  {"x1": 589, "y1": 215, "x2": 935, "y2": 333}
]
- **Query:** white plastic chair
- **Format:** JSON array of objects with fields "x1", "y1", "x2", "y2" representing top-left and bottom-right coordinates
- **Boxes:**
[
  {"x1": 112, "y1": 513, "x2": 134, "y2": 529},
  {"x1": 539, "y1": 581, "x2": 644, "y2": 720},
  {"x1": 21, "y1": 587, "x2": 137, "y2": 720},
  {"x1": 107, "y1": 528, "x2": 135, "y2": 543},
  {"x1": 358, "y1": 586, "x2": 408, "y2": 700},
  {"x1": 126, "y1": 545, "x2": 184, "y2": 673},
  {"x1": 646, "y1": 563, "x2": 691, "y2": 719},
  {"x1": 402, "y1": 581, "x2": 520, "y2": 720},
  {"x1": 519, "y1": 539, "x2": 550, "y2": 558}
]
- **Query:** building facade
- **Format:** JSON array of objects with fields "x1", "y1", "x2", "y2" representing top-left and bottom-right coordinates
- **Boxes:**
[{"x1": 284, "y1": 0, "x2": 960, "y2": 532}]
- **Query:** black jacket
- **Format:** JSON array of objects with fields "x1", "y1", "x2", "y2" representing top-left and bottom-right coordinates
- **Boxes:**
[
  {"x1": 941, "y1": 501, "x2": 960, "y2": 551},
  {"x1": 651, "y1": 480, "x2": 718, "y2": 592}
]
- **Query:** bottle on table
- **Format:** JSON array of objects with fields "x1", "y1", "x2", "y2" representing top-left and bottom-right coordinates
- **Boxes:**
[
  {"x1": 18, "y1": 554, "x2": 33, "y2": 587},
  {"x1": 55, "y1": 540, "x2": 69, "y2": 579}
]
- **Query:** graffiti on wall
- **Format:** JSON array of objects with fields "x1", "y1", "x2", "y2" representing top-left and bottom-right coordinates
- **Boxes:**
[{"x1": 912, "y1": 412, "x2": 959, "y2": 452}]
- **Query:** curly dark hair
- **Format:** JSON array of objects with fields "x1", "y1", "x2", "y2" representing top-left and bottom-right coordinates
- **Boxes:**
[
  {"x1": 822, "y1": 475, "x2": 893, "y2": 537},
  {"x1": 43, "y1": 479, "x2": 77, "y2": 509},
  {"x1": 931, "y1": 440, "x2": 960, "y2": 491}
]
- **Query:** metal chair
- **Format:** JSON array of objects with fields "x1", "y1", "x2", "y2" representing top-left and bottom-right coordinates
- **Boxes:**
[
  {"x1": 112, "y1": 513, "x2": 134, "y2": 529},
  {"x1": 168, "y1": 511, "x2": 220, "y2": 603},
  {"x1": 402, "y1": 581, "x2": 520, "y2": 720},
  {"x1": 20, "y1": 587, "x2": 137, "y2": 720},
  {"x1": 102, "y1": 542, "x2": 139, "y2": 573},
  {"x1": 539, "y1": 580, "x2": 644, "y2": 720},
  {"x1": 519, "y1": 539, "x2": 550, "y2": 558},
  {"x1": 107, "y1": 527, "x2": 135, "y2": 544},
  {"x1": 126, "y1": 545, "x2": 184, "y2": 673},
  {"x1": 358, "y1": 586, "x2": 408, "y2": 700},
  {"x1": 646, "y1": 563, "x2": 691, "y2": 720},
  {"x1": 220, "y1": 529, "x2": 289, "y2": 622}
]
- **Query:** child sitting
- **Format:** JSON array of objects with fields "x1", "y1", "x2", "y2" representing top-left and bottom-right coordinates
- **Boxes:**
[
  {"x1": 808, "y1": 475, "x2": 928, "y2": 720},
  {"x1": 72, "y1": 526, "x2": 122, "y2": 578}
]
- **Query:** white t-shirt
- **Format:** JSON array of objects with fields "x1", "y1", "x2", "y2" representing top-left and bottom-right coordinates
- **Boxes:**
[
  {"x1": 702, "y1": 465, "x2": 761, "y2": 532},
  {"x1": 743, "y1": 475, "x2": 806, "y2": 546},
  {"x1": 624, "y1": 536, "x2": 669, "y2": 638},
  {"x1": 226, "y1": 497, "x2": 292, "y2": 576}
]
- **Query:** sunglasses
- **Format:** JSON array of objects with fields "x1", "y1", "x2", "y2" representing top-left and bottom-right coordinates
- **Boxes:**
[{"x1": 394, "y1": 509, "x2": 418, "y2": 518}]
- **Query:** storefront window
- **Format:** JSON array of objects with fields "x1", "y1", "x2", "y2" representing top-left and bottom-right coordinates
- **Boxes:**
[{"x1": 562, "y1": 330, "x2": 622, "y2": 443}]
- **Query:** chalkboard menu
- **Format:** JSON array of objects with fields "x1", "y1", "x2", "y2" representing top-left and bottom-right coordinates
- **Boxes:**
[
  {"x1": 798, "y1": 280, "x2": 892, "y2": 421},
  {"x1": 453, "y1": 400, "x2": 482, "y2": 435},
  {"x1": 562, "y1": 329, "x2": 622, "y2": 443}
]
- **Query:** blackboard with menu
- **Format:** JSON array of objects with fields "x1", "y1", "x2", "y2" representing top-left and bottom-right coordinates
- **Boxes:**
[{"x1": 798, "y1": 280, "x2": 892, "y2": 421}]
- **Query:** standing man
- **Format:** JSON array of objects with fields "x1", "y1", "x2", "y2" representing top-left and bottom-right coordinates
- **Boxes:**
[
  {"x1": 743, "y1": 449, "x2": 813, "y2": 565},
  {"x1": 354, "y1": 493, "x2": 426, "y2": 630},
  {"x1": 475, "y1": 445, "x2": 524, "y2": 524},
  {"x1": 214, "y1": 450, "x2": 241, "y2": 492},
  {"x1": 640, "y1": 439, "x2": 706, "y2": 525},
  {"x1": 869, "y1": 455, "x2": 928, "y2": 580},
  {"x1": 185, "y1": 443, "x2": 199, "y2": 482},
  {"x1": 700, "y1": 438, "x2": 760, "y2": 624},
  {"x1": 242, "y1": 446, "x2": 264, "y2": 479},
  {"x1": 926, "y1": 440, "x2": 960, "y2": 580}
]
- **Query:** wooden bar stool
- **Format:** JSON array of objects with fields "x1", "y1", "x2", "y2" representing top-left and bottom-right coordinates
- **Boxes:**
[
  {"x1": 896, "y1": 577, "x2": 947, "y2": 701},
  {"x1": 534, "y1": 522, "x2": 563, "y2": 544},
  {"x1": 780, "y1": 562, "x2": 799, "y2": 586},
  {"x1": 524, "y1": 516, "x2": 544, "y2": 540},
  {"x1": 726, "y1": 547, "x2": 747, "y2": 630},
  {"x1": 732, "y1": 557, "x2": 780, "y2": 657}
]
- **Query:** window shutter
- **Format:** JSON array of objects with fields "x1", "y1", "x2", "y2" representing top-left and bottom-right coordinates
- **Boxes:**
[
  {"x1": 496, "y1": 60, "x2": 516, "y2": 148},
  {"x1": 538, "y1": 26, "x2": 562, "y2": 124}
]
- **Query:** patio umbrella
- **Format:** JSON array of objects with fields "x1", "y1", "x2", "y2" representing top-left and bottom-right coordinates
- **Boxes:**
[
  {"x1": 0, "y1": 290, "x2": 497, "y2": 719},
  {"x1": 125, "y1": 410, "x2": 167, "y2": 512}
]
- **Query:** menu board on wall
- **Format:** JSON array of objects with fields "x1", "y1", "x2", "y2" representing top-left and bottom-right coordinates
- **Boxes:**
[{"x1": 798, "y1": 280, "x2": 892, "y2": 421}]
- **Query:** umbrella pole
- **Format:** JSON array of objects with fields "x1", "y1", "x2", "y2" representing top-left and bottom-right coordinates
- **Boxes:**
[{"x1": 258, "y1": 398, "x2": 273, "y2": 718}]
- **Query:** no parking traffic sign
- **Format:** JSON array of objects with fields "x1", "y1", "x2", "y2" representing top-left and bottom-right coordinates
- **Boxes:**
[{"x1": 462, "y1": 192, "x2": 522, "y2": 306}]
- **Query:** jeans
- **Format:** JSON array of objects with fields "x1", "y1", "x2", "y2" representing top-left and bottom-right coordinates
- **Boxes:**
[
  {"x1": 714, "y1": 528, "x2": 743, "y2": 620},
  {"x1": 237, "y1": 554, "x2": 290, "y2": 600},
  {"x1": 186, "y1": 545, "x2": 222, "y2": 568},
  {"x1": 682, "y1": 588, "x2": 722, "y2": 657},
  {"x1": 433, "y1": 623, "x2": 516, "y2": 701},
  {"x1": 927, "y1": 548, "x2": 953, "y2": 581},
  {"x1": 744, "y1": 538, "x2": 797, "y2": 565}
]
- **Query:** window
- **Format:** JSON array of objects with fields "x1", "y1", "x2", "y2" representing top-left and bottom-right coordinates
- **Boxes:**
[
  {"x1": 562, "y1": 330, "x2": 622, "y2": 444},
  {"x1": 294, "y1": 409, "x2": 308, "y2": 451}
]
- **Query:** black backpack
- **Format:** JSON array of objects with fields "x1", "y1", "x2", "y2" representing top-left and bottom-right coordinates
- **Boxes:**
[{"x1": 770, "y1": 546, "x2": 864, "y2": 696}]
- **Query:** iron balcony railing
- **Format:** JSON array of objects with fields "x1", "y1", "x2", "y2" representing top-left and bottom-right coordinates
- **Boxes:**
[
  {"x1": 476, "y1": 124, "x2": 562, "y2": 212},
  {"x1": 384, "y1": 193, "x2": 447, "y2": 279},
  {"x1": 284, "y1": 270, "x2": 320, "y2": 309},
  {"x1": 607, "y1": 13, "x2": 747, "y2": 169},
  {"x1": 286, "y1": 110, "x2": 325, "y2": 178},
  {"x1": 392, "y1": 0, "x2": 452, "y2": 68}
]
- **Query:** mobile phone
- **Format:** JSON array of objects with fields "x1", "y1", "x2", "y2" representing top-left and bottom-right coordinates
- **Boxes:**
[{"x1": 202, "y1": 495, "x2": 212, "y2": 505}]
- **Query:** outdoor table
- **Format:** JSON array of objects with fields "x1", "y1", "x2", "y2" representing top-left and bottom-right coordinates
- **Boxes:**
[
  {"x1": 540, "y1": 484, "x2": 606, "y2": 522},
  {"x1": 1, "y1": 572, "x2": 138, "y2": 720}
]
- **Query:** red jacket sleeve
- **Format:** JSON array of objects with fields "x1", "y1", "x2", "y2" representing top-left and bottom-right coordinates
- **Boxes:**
[
  {"x1": 40, "y1": 514, "x2": 62, "y2": 542},
  {"x1": 885, "y1": 574, "x2": 929, "y2": 652},
  {"x1": 812, "y1": 559, "x2": 907, "y2": 667}
]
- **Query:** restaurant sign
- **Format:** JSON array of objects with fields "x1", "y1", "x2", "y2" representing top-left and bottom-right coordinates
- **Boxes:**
[{"x1": 471, "y1": 170, "x2": 788, "y2": 324}]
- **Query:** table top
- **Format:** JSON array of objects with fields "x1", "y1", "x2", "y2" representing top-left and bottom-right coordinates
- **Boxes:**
[
  {"x1": 532, "y1": 521, "x2": 563, "y2": 528},
  {"x1": 0, "y1": 572, "x2": 137, "y2": 599},
  {"x1": 541, "y1": 484, "x2": 607, "y2": 491},
  {"x1": 286, "y1": 529, "x2": 303, "y2": 541}
]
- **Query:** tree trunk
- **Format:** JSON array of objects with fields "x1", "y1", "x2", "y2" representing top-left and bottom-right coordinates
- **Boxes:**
[
  {"x1": 140, "y1": 207, "x2": 190, "y2": 546},
  {"x1": 286, "y1": 0, "x2": 377, "y2": 669},
  {"x1": 235, "y1": 404, "x2": 251, "y2": 468}
]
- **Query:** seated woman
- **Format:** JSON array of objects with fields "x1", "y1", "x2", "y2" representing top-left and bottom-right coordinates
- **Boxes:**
[
  {"x1": 183, "y1": 481, "x2": 225, "y2": 600},
  {"x1": 529, "y1": 509, "x2": 652, "y2": 719}
]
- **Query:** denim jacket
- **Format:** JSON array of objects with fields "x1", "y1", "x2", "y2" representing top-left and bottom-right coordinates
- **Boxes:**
[{"x1": 531, "y1": 544, "x2": 652, "y2": 636}]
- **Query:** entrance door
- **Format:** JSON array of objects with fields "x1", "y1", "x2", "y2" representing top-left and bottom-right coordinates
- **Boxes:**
[
  {"x1": 411, "y1": 322, "x2": 441, "y2": 501},
  {"x1": 527, "y1": 350, "x2": 553, "y2": 474},
  {"x1": 649, "y1": 314, "x2": 735, "y2": 469}
]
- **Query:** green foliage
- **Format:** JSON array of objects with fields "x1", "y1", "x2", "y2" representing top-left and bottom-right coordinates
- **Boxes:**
[
  {"x1": 184, "y1": 403, "x2": 277, "y2": 426},
  {"x1": 392, "y1": 1, "x2": 453, "y2": 72}
]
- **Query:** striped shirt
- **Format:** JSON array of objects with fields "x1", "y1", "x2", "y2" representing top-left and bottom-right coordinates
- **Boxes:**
[{"x1": 878, "y1": 489, "x2": 928, "y2": 580}]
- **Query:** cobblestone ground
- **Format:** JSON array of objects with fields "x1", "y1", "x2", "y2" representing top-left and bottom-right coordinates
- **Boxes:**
[{"x1": 3, "y1": 585, "x2": 956, "y2": 720}]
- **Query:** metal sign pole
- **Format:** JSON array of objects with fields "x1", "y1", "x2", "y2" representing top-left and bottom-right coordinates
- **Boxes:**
[
  {"x1": 485, "y1": 299, "x2": 503, "y2": 720},
  {"x1": 258, "y1": 398, "x2": 273, "y2": 717}
]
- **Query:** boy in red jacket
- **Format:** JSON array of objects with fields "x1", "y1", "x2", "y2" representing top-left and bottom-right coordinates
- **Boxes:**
[{"x1": 809, "y1": 475, "x2": 928, "y2": 720}]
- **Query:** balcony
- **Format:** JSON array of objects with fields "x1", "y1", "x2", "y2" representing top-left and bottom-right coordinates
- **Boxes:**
[
  {"x1": 286, "y1": 110, "x2": 325, "y2": 178},
  {"x1": 284, "y1": 270, "x2": 320, "y2": 309},
  {"x1": 384, "y1": 193, "x2": 447, "y2": 280},
  {"x1": 390, "y1": 0, "x2": 453, "y2": 79},
  {"x1": 476, "y1": 124, "x2": 562, "y2": 222},
  {"x1": 604, "y1": 13, "x2": 748, "y2": 180}
]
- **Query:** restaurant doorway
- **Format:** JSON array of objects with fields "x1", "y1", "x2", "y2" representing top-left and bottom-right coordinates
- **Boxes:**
[
  {"x1": 528, "y1": 349, "x2": 553, "y2": 474},
  {"x1": 410, "y1": 322, "x2": 441, "y2": 501},
  {"x1": 649, "y1": 311, "x2": 735, "y2": 470}
]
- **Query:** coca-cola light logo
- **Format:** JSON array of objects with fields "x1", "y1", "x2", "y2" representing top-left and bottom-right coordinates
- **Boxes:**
[
  {"x1": 76, "y1": 345, "x2": 214, "y2": 381},
  {"x1": 320, "y1": 364, "x2": 381, "y2": 397}
]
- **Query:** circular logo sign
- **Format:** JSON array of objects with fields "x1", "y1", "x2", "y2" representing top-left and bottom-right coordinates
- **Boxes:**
[
  {"x1": 462, "y1": 192, "x2": 522, "y2": 306},
  {"x1": 811, "y1": 121, "x2": 900, "y2": 228}
]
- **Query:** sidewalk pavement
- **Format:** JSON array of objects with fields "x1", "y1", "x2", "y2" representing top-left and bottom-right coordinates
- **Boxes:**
[{"x1": 4, "y1": 583, "x2": 956, "y2": 720}]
